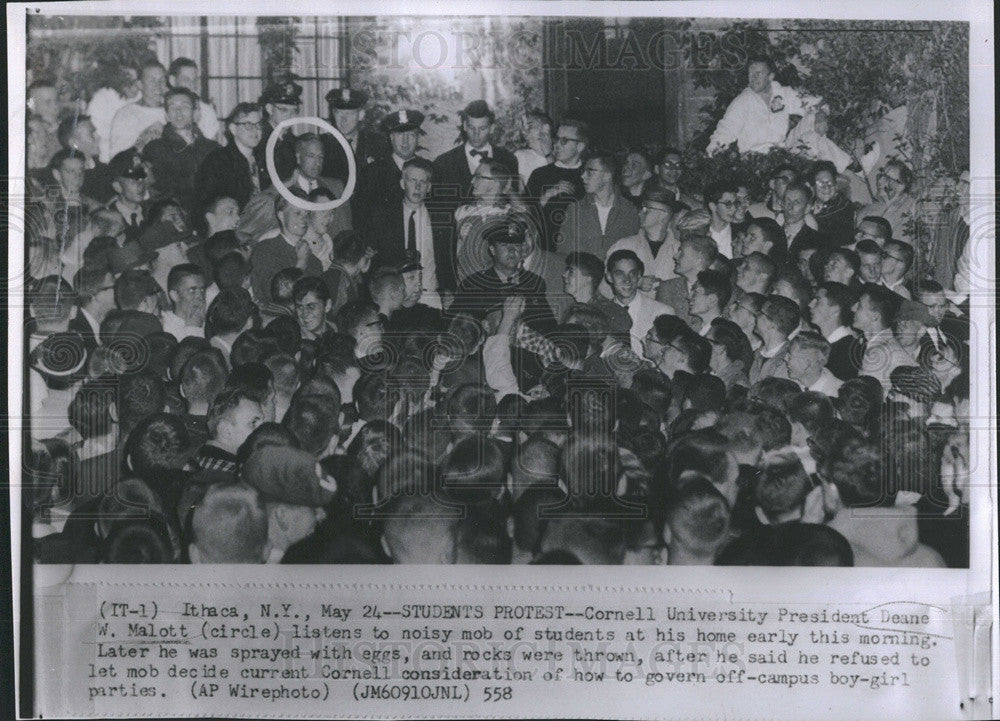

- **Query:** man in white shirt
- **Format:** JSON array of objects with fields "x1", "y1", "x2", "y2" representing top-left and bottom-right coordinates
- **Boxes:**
[
  {"x1": 167, "y1": 57, "x2": 221, "y2": 143},
  {"x1": 784, "y1": 332, "x2": 843, "y2": 397},
  {"x1": 707, "y1": 54, "x2": 806, "y2": 155},
  {"x1": 606, "y1": 188, "x2": 682, "y2": 295},
  {"x1": 514, "y1": 110, "x2": 553, "y2": 187},
  {"x1": 88, "y1": 68, "x2": 141, "y2": 162},
  {"x1": 750, "y1": 294, "x2": 800, "y2": 383},
  {"x1": 161, "y1": 264, "x2": 207, "y2": 340},
  {"x1": 109, "y1": 60, "x2": 168, "y2": 157},
  {"x1": 605, "y1": 249, "x2": 674, "y2": 355}
]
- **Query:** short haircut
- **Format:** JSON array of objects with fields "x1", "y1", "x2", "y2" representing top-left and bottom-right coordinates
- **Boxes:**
[
  {"x1": 57, "y1": 114, "x2": 91, "y2": 149},
  {"x1": 203, "y1": 227, "x2": 241, "y2": 263},
  {"x1": 809, "y1": 160, "x2": 838, "y2": 183},
  {"x1": 124, "y1": 412, "x2": 191, "y2": 477},
  {"x1": 816, "y1": 281, "x2": 856, "y2": 327},
  {"x1": 916, "y1": 279, "x2": 945, "y2": 296},
  {"x1": 788, "y1": 391, "x2": 835, "y2": 437},
  {"x1": 835, "y1": 377, "x2": 883, "y2": 434},
  {"x1": 883, "y1": 239, "x2": 915, "y2": 273},
  {"x1": 883, "y1": 160, "x2": 913, "y2": 191},
  {"x1": 214, "y1": 252, "x2": 251, "y2": 292},
  {"x1": 665, "y1": 429, "x2": 734, "y2": 494},
  {"x1": 606, "y1": 248, "x2": 644, "y2": 275},
  {"x1": 683, "y1": 373, "x2": 727, "y2": 413},
  {"x1": 558, "y1": 118, "x2": 591, "y2": 146},
  {"x1": 190, "y1": 481, "x2": 269, "y2": 563},
  {"x1": 538, "y1": 498, "x2": 627, "y2": 564},
  {"x1": 282, "y1": 393, "x2": 341, "y2": 455},
  {"x1": 525, "y1": 108, "x2": 554, "y2": 129},
  {"x1": 263, "y1": 353, "x2": 300, "y2": 397},
  {"x1": 714, "y1": 411, "x2": 760, "y2": 456},
  {"x1": 704, "y1": 179, "x2": 739, "y2": 205},
  {"x1": 828, "y1": 247, "x2": 860, "y2": 275},
  {"x1": 31, "y1": 275, "x2": 78, "y2": 321},
  {"x1": 861, "y1": 215, "x2": 893, "y2": 240},
  {"x1": 789, "y1": 330, "x2": 831, "y2": 362},
  {"x1": 446, "y1": 383, "x2": 497, "y2": 436},
  {"x1": 167, "y1": 56, "x2": 198, "y2": 77},
  {"x1": 275, "y1": 186, "x2": 309, "y2": 214},
  {"x1": 681, "y1": 235, "x2": 719, "y2": 264},
  {"x1": 180, "y1": 349, "x2": 229, "y2": 404},
  {"x1": 292, "y1": 275, "x2": 331, "y2": 304},
  {"x1": 743, "y1": 251, "x2": 776, "y2": 280},
  {"x1": 74, "y1": 265, "x2": 112, "y2": 307},
  {"x1": 695, "y1": 269, "x2": 732, "y2": 308},
  {"x1": 743, "y1": 399, "x2": 793, "y2": 449},
  {"x1": 225, "y1": 362, "x2": 275, "y2": 406},
  {"x1": 368, "y1": 272, "x2": 404, "y2": 303},
  {"x1": 656, "y1": 146, "x2": 683, "y2": 165},
  {"x1": 823, "y1": 437, "x2": 884, "y2": 507},
  {"x1": 167, "y1": 264, "x2": 204, "y2": 295},
  {"x1": 236, "y1": 422, "x2": 300, "y2": 465},
  {"x1": 163, "y1": 86, "x2": 198, "y2": 107},
  {"x1": 50, "y1": 147, "x2": 86, "y2": 171},
  {"x1": 354, "y1": 371, "x2": 389, "y2": 422},
  {"x1": 564, "y1": 252, "x2": 605, "y2": 290},
  {"x1": 747, "y1": 218, "x2": 787, "y2": 259},
  {"x1": 783, "y1": 180, "x2": 814, "y2": 203},
  {"x1": 332, "y1": 230, "x2": 371, "y2": 265},
  {"x1": 761, "y1": 294, "x2": 801, "y2": 336},
  {"x1": 855, "y1": 238, "x2": 883, "y2": 257},
  {"x1": 336, "y1": 300, "x2": 379, "y2": 337},
  {"x1": 755, "y1": 451, "x2": 812, "y2": 523},
  {"x1": 269, "y1": 267, "x2": 305, "y2": 305},
  {"x1": 206, "y1": 387, "x2": 259, "y2": 438},
  {"x1": 456, "y1": 507, "x2": 512, "y2": 564},
  {"x1": 665, "y1": 477, "x2": 731, "y2": 556},
  {"x1": 747, "y1": 53, "x2": 774, "y2": 72},
  {"x1": 205, "y1": 288, "x2": 254, "y2": 339},
  {"x1": 230, "y1": 328, "x2": 281, "y2": 366},
  {"x1": 293, "y1": 132, "x2": 322, "y2": 153},
  {"x1": 441, "y1": 436, "x2": 508, "y2": 506},
  {"x1": 381, "y1": 493, "x2": 459, "y2": 564},
  {"x1": 68, "y1": 376, "x2": 118, "y2": 440},
  {"x1": 117, "y1": 370, "x2": 165, "y2": 432},
  {"x1": 859, "y1": 282, "x2": 902, "y2": 327},
  {"x1": 168, "y1": 336, "x2": 211, "y2": 380},
  {"x1": 674, "y1": 329, "x2": 712, "y2": 375},
  {"x1": 402, "y1": 156, "x2": 434, "y2": 177},
  {"x1": 586, "y1": 149, "x2": 619, "y2": 181},
  {"x1": 708, "y1": 318, "x2": 753, "y2": 373},
  {"x1": 226, "y1": 102, "x2": 261, "y2": 125},
  {"x1": 630, "y1": 368, "x2": 673, "y2": 421}
]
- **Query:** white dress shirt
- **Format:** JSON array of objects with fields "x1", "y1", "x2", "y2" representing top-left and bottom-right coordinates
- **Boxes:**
[
  {"x1": 465, "y1": 142, "x2": 494, "y2": 173},
  {"x1": 808, "y1": 367, "x2": 844, "y2": 397}
]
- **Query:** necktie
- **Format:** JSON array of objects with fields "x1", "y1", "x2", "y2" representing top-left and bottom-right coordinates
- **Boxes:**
[
  {"x1": 249, "y1": 158, "x2": 260, "y2": 190},
  {"x1": 407, "y1": 211, "x2": 417, "y2": 252},
  {"x1": 130, "y1": 212, "x2": 138, "y2": 228}
]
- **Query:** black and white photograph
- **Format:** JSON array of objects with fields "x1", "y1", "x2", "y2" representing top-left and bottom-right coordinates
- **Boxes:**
[{"x1": 6, "y1": 1, "x2": 995, "y2": 719}]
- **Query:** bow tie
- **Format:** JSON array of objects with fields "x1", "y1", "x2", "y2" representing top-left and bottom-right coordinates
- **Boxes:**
[{"x1": 470, "y1": 148, "x2": 490, "y2": 159}]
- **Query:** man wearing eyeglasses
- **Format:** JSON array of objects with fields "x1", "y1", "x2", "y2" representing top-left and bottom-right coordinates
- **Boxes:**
[
  {"x1": 878, "y1": 239, "x2": 915, "y2": 300},
  {"x1": 525, "y1": 119, "x2": 590, "y2": 251},
  {"x1": 70, "y1": 266, "x2": 117, "y2": 351},
  {"x1": 705, "y1": 180, "x2": 741, "y2": 259},
  {"x1": 857, "y1": 160, "x2": 918, "y2": 246},
  {"x1": 652, "y1": 147, "x2": 702, "y2": 211},
  {"x1": 195, "y1": 102, "x2": 268, "y2": 210}
]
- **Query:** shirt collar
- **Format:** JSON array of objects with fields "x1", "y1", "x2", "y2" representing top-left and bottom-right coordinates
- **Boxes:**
[
  {"x1": 825, "y1": 325, "x2": 853, "y2": 343},
  {"x1": 760, "y1": 340, "x2": 786, "y2": 358}
]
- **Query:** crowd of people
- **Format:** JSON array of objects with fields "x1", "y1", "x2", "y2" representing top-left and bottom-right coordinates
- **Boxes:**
[{"x1": 24, "y1": 51, "x2": 972, "y2": 567}]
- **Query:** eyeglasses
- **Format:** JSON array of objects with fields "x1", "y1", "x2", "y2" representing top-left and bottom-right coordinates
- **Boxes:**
[
  {"x1": 882, "y1": 253, "x2": 906, "y2": 263},
  {"x1": 814, "y1": 179, "x2": 836, "y2": 188},
  {"x1": 554, "y1": 136, "x2": 582, "y2": 145},
  {"x1": 365, "y1": 319, "x2": 385, "y2": 328},
  {"x1": 659, "y1": 161, "x2": 682, "y2": 170},
  {"x1": 232, "y1": 121, "x2": 264, "y2": 129},
  {"x1": 716, "y1": 200, "x2": 738, "y2": 208}
]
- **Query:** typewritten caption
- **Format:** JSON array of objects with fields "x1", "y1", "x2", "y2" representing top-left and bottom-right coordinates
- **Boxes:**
[{"x1": 37, "y1": 576, "x2": 959, "y2": 719}]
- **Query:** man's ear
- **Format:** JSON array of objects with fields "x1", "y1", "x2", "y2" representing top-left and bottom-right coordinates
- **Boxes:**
[
  {"x1": 108, "y1": 401, "x2": 119, "y2": 424},
  {"x1": 188, "y1": 544, "x2": 201, "y2": 564},
  {"x1": 380, "y1": 534, "x2": 393, "y2": 561},
  {"x1": 168, "y1": 290, "x2": 179, "y2": 306}
]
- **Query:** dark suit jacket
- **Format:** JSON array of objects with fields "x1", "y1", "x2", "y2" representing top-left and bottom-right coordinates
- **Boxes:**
[
  {"x1": 142, "y1": 124, "x2": 220, "y2": 220},
  {"x1": 827, "y1": 333, "x2": 865, "y2": 381},
  {"x1": 432, "y1": 144, "x2": 519, "y2": 212},
  {"x1": 254, "y1": 124, "x2": 298, "y2": 187},
  {"x1": 69, "y1": 312, "x2": 99, "y2": 352},
  {"x1": 787, "y1": 224, "x2": 831, "y2": 257},
  {"x1": 194, "y1": 136, "x2": 268, "y2": 210},
  {"x1": 321, "y1": 126, "x2": 388, "y2": 184},
  {"x1": 654, "y1": 276, "x2": 694, "y2": 327},
  {"x1": 364, "y1": 200, "x2": 451, "y2": 294},
  {"x1": 353, "y1": 156, "x2": 406, "y2": 229}
]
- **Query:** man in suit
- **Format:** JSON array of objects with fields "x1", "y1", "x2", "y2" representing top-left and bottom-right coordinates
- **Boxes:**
[
  {"x1": 604, "y1": 249, "x2": 674, "y2": 356},
  {"x1": 450, "y1": 218, "x2": 556, "y2": 336},
  {"x1": 808, "y1": 281, "x2": 863, "y2": 381},
  {"x1": 557, "y1": 150, "x2": 640, "y2": 257},
  {"x1": 656, "y1": 235, "x2": 717, "y2": 328},
  {"x1": 916, "y1": 279, "x2": 969, "y2": 348},
  {"x1": 322, "y1": 87, "x2": 387, "y2": 184},
  {"x1": 851, "y1": 283, "x2": 913, "y2": 393},
  {"x1": 54, "y1": 114, "x2": 116, "y2": 204},
  {"x1": 432, "y1": 100, "x2": 519, "y2": 222},
  {"x1": 783, "y1": 181, "x2": 829, "y2": 257},
  {"x1": 237, "y1": 133, "x2": 352, "y2": 244},
  {"x1": 365, "y1": 156, "x2": 446, "y2": 305},
  {"x1": 194, "y1": 102, "x2": 268, "y2": 211},
  {"x1": 70, "y1": 265, "x2": 117, "y2": 351},
  {"x1": 254, "y1": 79, "x2": 303, "y2": 187},
  {"x1": 605, "y1": 189, "x2": 684, "y2": 294},
  {"x1": 353, "y1": 109, "x2": 425, "y2": 229},
  {"x1": 105, "y1": 150, "x2": 151, "y2": 244},
  {"x1": 749, "y1": 294, "x2": 800, "y2": 383}
]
